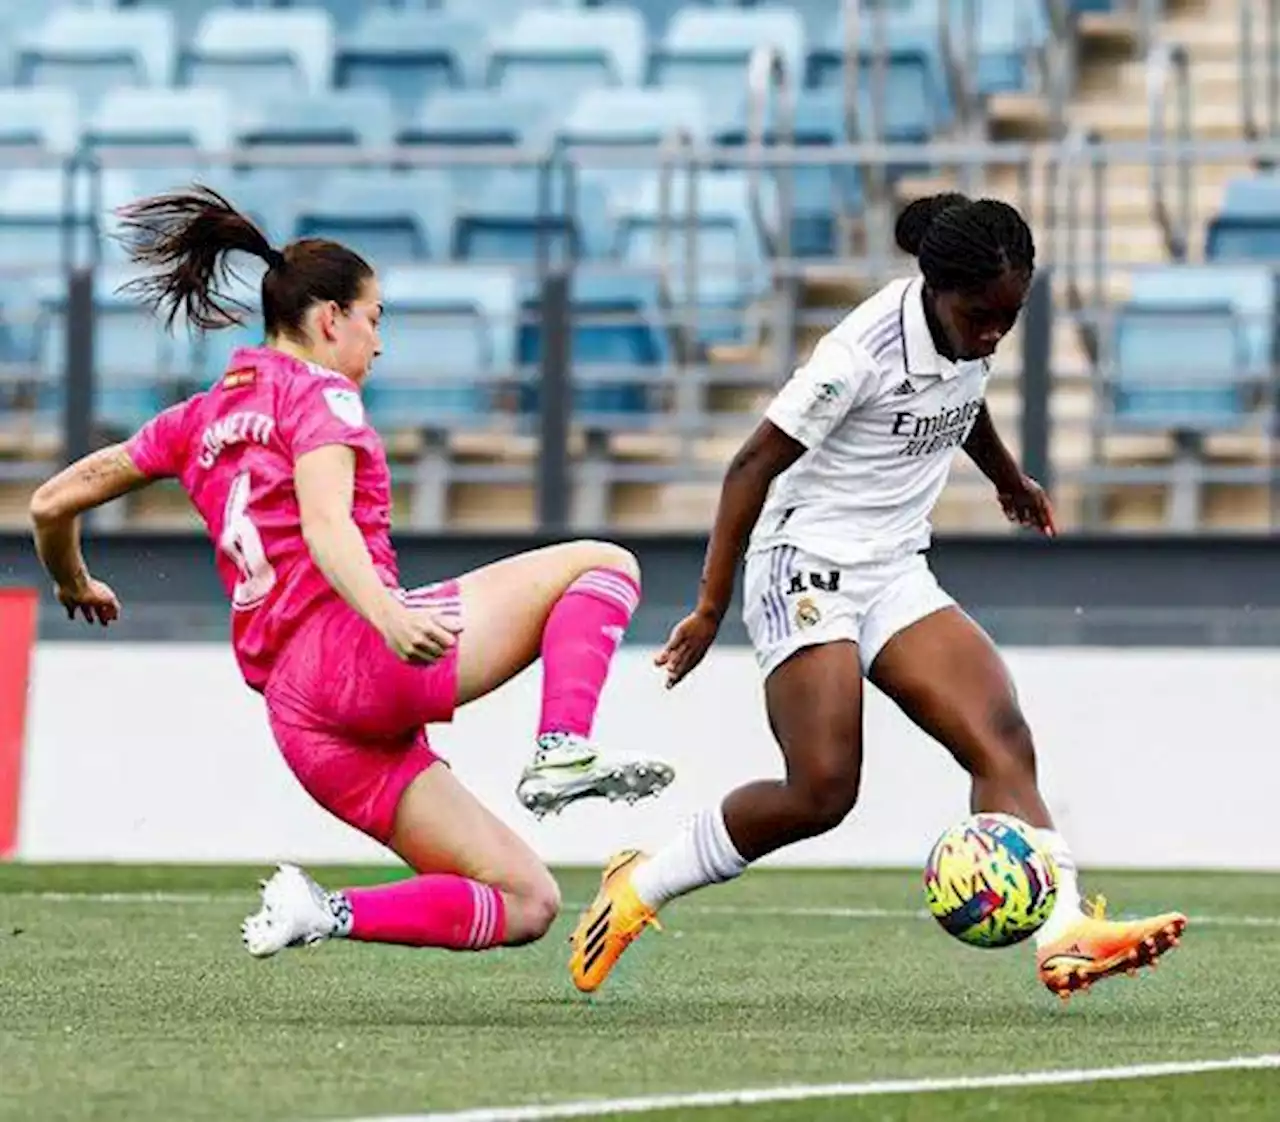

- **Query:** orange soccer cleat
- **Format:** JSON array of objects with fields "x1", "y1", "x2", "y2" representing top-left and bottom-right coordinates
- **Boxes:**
[
  {"x1": 569, "y1": 849, "x2": 661, "y2": 993},
  {"x1": 1036, "y1": 896, "x2": 1188, "y2": 1000}
]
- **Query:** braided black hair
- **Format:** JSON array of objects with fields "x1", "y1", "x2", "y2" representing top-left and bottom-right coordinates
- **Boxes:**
[{"x1": 895, "y1": 193, "x2": 1035, "y2": 295}]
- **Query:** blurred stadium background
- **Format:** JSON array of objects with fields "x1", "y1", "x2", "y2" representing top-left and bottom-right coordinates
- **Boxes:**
[{"x1": 0, "y1": 4, "x2": 1279, "y2": 1120}]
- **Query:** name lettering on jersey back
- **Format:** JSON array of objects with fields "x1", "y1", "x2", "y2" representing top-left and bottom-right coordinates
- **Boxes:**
[
  {"x1": 890, "y1": 399, "x2": 982, "y2": 458},
  {"x1": 198, "y1": 411, "x2": 276, "y2": 470}
]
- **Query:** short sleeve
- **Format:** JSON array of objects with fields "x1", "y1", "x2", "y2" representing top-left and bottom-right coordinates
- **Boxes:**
[
  {"x1": 764, "y1": 336, "x2": 878, "y2": 449},
  {"x1": 125, "y1": 402, "x2": 189, "y2": 479},
  {"x1": 279, "y1": 376, "x2": 370, "y2": 461}
]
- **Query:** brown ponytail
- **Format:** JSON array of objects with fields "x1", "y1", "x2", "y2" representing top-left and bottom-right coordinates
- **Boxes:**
[{"x1": 117, "y1": 184, "x2": 374, "y2": 338}]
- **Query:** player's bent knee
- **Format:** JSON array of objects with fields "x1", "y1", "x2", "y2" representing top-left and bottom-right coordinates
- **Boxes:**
[
  {"x1": 570, "y1": 539, "x2": 641, "y2": 583},
  {"x1": 787, "y1": 762, "x2": 861, "y2": 836},
  {"x1": 968, "y1": 704, "x2": 1038, "y2": 784},
  {"x1": 503, "y1": 870, "x2": 562, "y2": 945}
]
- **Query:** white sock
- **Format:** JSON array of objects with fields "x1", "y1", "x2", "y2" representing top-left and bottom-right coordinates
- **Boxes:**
[
  {"x1": 1034, "y1": 828, "x2": 1084, "y2": 947},
  {"x1": 631, "y1": 804, "x2": 749, "y2": 911}
]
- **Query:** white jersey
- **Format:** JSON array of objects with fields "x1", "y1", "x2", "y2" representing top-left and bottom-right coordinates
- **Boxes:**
[{"x1": 749, "y1": 277, "x2": 990, "y2": 566}]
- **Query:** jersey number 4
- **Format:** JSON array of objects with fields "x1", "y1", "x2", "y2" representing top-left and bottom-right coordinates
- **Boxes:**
[{"x1": 220, "y1": 470, "x2": 278, "y2": 609}]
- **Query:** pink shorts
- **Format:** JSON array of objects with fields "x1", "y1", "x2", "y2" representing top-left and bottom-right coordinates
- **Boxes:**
[{"x1": 264, "y1": 580, "x2": 462, "y2": 844}]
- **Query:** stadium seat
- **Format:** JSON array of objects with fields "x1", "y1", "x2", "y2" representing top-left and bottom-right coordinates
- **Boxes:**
[
  {"x1": 272, "y1": 0, "x2": 378, "y2": 33},
  {"x1": 967, "y1": 0, "x2": 1052, "y2": 96},
  {"x1": 1205, "y1": 177, "x2": 1280, "y2": 262},
  {"x1": 335, "y1": 12, "x2": 488, "y2": 123},
  {"x1": 182, "y1": 10, "x2": 334, "y2": 97},
  {"x1": 232, "y1": 89, "x2": 398, "y2": 198},
  {"x1": 488, "y1": 8, "x2": 647, "y2": 103},
  {"x1": 0, "y1": 87, "x2": 80, "y2": 156},
  {"x1": 453, "y1": 174, "x2": 612, "y2": 262},
  {"x1": 716, "y1": 87, "x2": 863, "y2": 258},
  {"x1": 35, "y1": 266, "x2": 190, "y2": 433},
  {"x1": 0, "y1": 169, "x2": 139, "y2": 272},
  {"x1": 1110, "y1": 266, "x2": 1276, "y2": 430},
  {"x1": 808, "y1": 5, "x2": 951, "y2": 141},
  {"x1": 115, "y1": 0, "x2": 222, "y2": 42},
  {"x1": 558, "y1": 86, "x2": 710, "y2": 145},
  {"x1": 650, "y1": 9, "x2": 806, "y2": 115},
  {"x1": 16, "y1": 8, "x2": 176, "y2": 109},
  {"x1": 518, "y1": 271, "x2": 670, "y2": 419},
  {"x1": 370, "y1": 265, "x2": 520, "y2": 425},
  {"x1": 85, "y1": 87, "x2": 234, "y2": 153},
  {"x1": 614, "y1": 170, "x2": 776, "y2": 346},
  {"x1": 292, "y1": 170, "x2": 455, "y2": 263},
  {"x1": 581, "y1": 0, "x2": 716, "y2": 41},
  {"x1": 399, "y1": 90, "x2": 559, "y2": 195}
]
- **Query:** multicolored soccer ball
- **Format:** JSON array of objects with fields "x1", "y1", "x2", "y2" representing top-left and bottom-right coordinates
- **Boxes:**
[{"x1": 923, "y1": 813, "x2": 1059, "y2": 949}]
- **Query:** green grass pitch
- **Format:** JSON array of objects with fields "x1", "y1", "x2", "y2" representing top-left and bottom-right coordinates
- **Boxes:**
[{"x1": 1, "y1": 864, "x2": 1278, "y2": 1121}]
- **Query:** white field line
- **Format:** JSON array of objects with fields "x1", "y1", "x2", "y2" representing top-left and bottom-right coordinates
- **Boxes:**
[
  {"x1": 340, "y1": 1054, "x2": 1280, "y2": 1122},
  {"x1": 4, "y1": 894, "x2": 1278, "y2": 929}
]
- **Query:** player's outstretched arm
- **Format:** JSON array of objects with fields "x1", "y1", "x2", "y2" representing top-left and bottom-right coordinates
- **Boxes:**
[
  {"x1": 656, "y1": 421, "x2": 806, "y2": 688},
  {"x1": 29, "y1": 443, "x2": 147, "y2": 624},
  {"x1": 295, "y1": 445, "x2": 460, "y2": 664},
  {"x1": 962, "y1": 402, "x2": 1057, "y2": 537}
]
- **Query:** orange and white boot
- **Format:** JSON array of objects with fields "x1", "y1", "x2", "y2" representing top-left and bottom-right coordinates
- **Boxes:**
[
  {"x1": 569, "y1": 850, "x2": 661, "y2": 993},
  {"x1": 1036, "y1": 896, "x2": 1188, "y2": 999}
]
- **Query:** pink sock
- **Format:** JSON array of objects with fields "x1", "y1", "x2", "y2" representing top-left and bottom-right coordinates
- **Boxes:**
[
  {"x1": 539, "y1": 568, "x2": 640, "y2": 739},
  {"x1": 342, "y1": 875, "x2": 506, "y2": 950}
]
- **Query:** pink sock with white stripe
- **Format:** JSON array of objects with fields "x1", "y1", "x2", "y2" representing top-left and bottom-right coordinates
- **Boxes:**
[
  {"x1": 342, "y1": 876, "x2": 505, "y2": 950},
  {"x1": 539, "y1": 568, "x2": 640, "y2": 739}
]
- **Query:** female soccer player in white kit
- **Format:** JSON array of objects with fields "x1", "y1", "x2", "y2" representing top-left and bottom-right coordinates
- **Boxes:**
[{"x1": 569, "y1": 194, "x2": 1187, "y2": 999}]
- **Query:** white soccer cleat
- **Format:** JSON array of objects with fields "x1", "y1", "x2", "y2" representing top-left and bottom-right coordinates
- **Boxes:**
[
  {"x1": 515, "y1": 732, "x2": 675, "y2": 819},
  {"x1": 241, "y1": 864, "x2": 339, "y2": 958}
]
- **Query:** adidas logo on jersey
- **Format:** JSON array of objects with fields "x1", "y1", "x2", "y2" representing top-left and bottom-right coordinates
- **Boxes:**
[{"x1": 891, "y1": 378, "x2": 915, "y2": 396}]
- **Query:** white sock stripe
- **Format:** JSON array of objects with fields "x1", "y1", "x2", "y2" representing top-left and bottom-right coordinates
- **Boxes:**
[
  {"x1": 471, "y1": 884, "x2": 491, "y2": 949},
  {"x1": 466, "y1": 882, "x2": 485, "y2": 949},
  {"x1": 570, "y1": 577, "x2": 640, "y2": 614},
  {"x1": 569, "y1": 571, "x2": 640, "y2": 612},
  {"x1": 478, "y1": 887, "x2": 499, "y2": 947}
]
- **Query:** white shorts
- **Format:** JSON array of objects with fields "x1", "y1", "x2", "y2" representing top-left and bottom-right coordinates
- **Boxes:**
[{"x1": 742, "y1": 546, "x2": 956, "y2": 678}]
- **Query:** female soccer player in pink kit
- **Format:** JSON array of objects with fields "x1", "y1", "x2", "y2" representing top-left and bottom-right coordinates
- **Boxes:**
[{"x1": 28, "y1": 186, "x2": 673, "y2": 959}]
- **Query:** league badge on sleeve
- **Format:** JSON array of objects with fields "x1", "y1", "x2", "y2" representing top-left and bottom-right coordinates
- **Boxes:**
[{"x1": 322, "y1": 387, "x2": 365, "y2": 428}]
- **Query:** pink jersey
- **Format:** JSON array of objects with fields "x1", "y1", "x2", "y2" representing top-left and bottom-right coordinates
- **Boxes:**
[{"x1": 126, "y1": 346, "x2": 398, "y2": 692}]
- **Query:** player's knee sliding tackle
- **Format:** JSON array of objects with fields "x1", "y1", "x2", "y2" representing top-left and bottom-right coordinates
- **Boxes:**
[
  {"x1": 27, "y1": 184, "x2": 673, "y2": 961},
  {"x1": 569, "y1": 193, "x2": 1186, "y2": 1000}
]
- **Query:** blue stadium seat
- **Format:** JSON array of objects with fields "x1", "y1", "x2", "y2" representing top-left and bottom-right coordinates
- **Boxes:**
[
  {"x1": 36, "y1": 267, "x2": 191, "y2": 433},
  {"x1": 967, "y1": 0, "x2": 1051, "y2": 96},
  {"x1": 235, "y1": 89, "x2": 396, "y2": 151},
  {"x1": 440, "y1": 0, "x2": 575, "y2": 21},
  {"x1": 232, "y1": 89, "x2": 397, "y2": 197},
  {"x1": 558, "y1": 86, "x2": 709, "y2": 145},
  {"x1": 808, "y1": 5, "x2": 951, "y2": 141},
  {"x1": 1111, "y1": 266, "x2": 1276, "y2": 430},
  {"x1": 453, "y1": 174, "x2": 611, "y2": 262},
  {"x1": 85, "y1": 87, "x2": 233, "y2": 152},
  {"x1": 581, "y1": 0, "x2": 716, "y2": 41},
  {"x1": 651, "y1": 9, "x2": 806, "y2": 113},
  {"x1": 182, "y1": 10, "x2": 334, "y2": 97},
  {"x1": 0, "y1": 170, "x2": 139, "y2": 272},
  {"x1": 116, "y1": 0, "x2": 223, "y2": 42},
  {"x1": 615, "y1": 170, "x2": 776, "y2": 346},
  {"x1": 335, "y1": 12, "x2": 488, "y2": 124},
  {"x1": 272, "y1": 0, "x2": 379, "y2": 33},
  {"x1": 0, "y1": 88, "x2": 79, "y2": 156},
  {"x1": 370, "y1": 265, "x2": 520, "y2": 425},
  {"x1": 399, "y1": 90, "x2": 559, "y2": 195},
  {"x1": 16, "y1": 8, "x2": 176, "y2": 109},
  {"x1": 1206, "y1": 177, "x2": 1280, "y2": 262},
  {"x1": 488, "y1": 8, "x2": 647, "y2": 103},
  {"x1": 518, "y1": 271, "x2": 670, "y2": 419},
  {"x1": 292, "y1": 170, "x2": 455, "y2": 263},
  {"x1": 716, "y1": 88, "x2": 863, "y2": 258}
]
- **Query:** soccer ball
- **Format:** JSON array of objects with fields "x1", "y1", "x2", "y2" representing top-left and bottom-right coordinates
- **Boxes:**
[{"x1": 923, "y1": 812, "x2": 1059, "y2": 949}]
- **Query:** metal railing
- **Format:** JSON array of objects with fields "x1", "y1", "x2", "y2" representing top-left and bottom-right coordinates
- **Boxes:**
[
  {"x1": 1241, "y1": 0, "x2": 1280, "y2": 154},
  {"x1": 1147, "y1": 41, "x2": 1193, "y2": 261}
]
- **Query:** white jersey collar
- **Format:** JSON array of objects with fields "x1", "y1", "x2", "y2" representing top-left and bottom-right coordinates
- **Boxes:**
[{"x1": 901, "y1": 278, "x2": 958, "y2": 381}]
